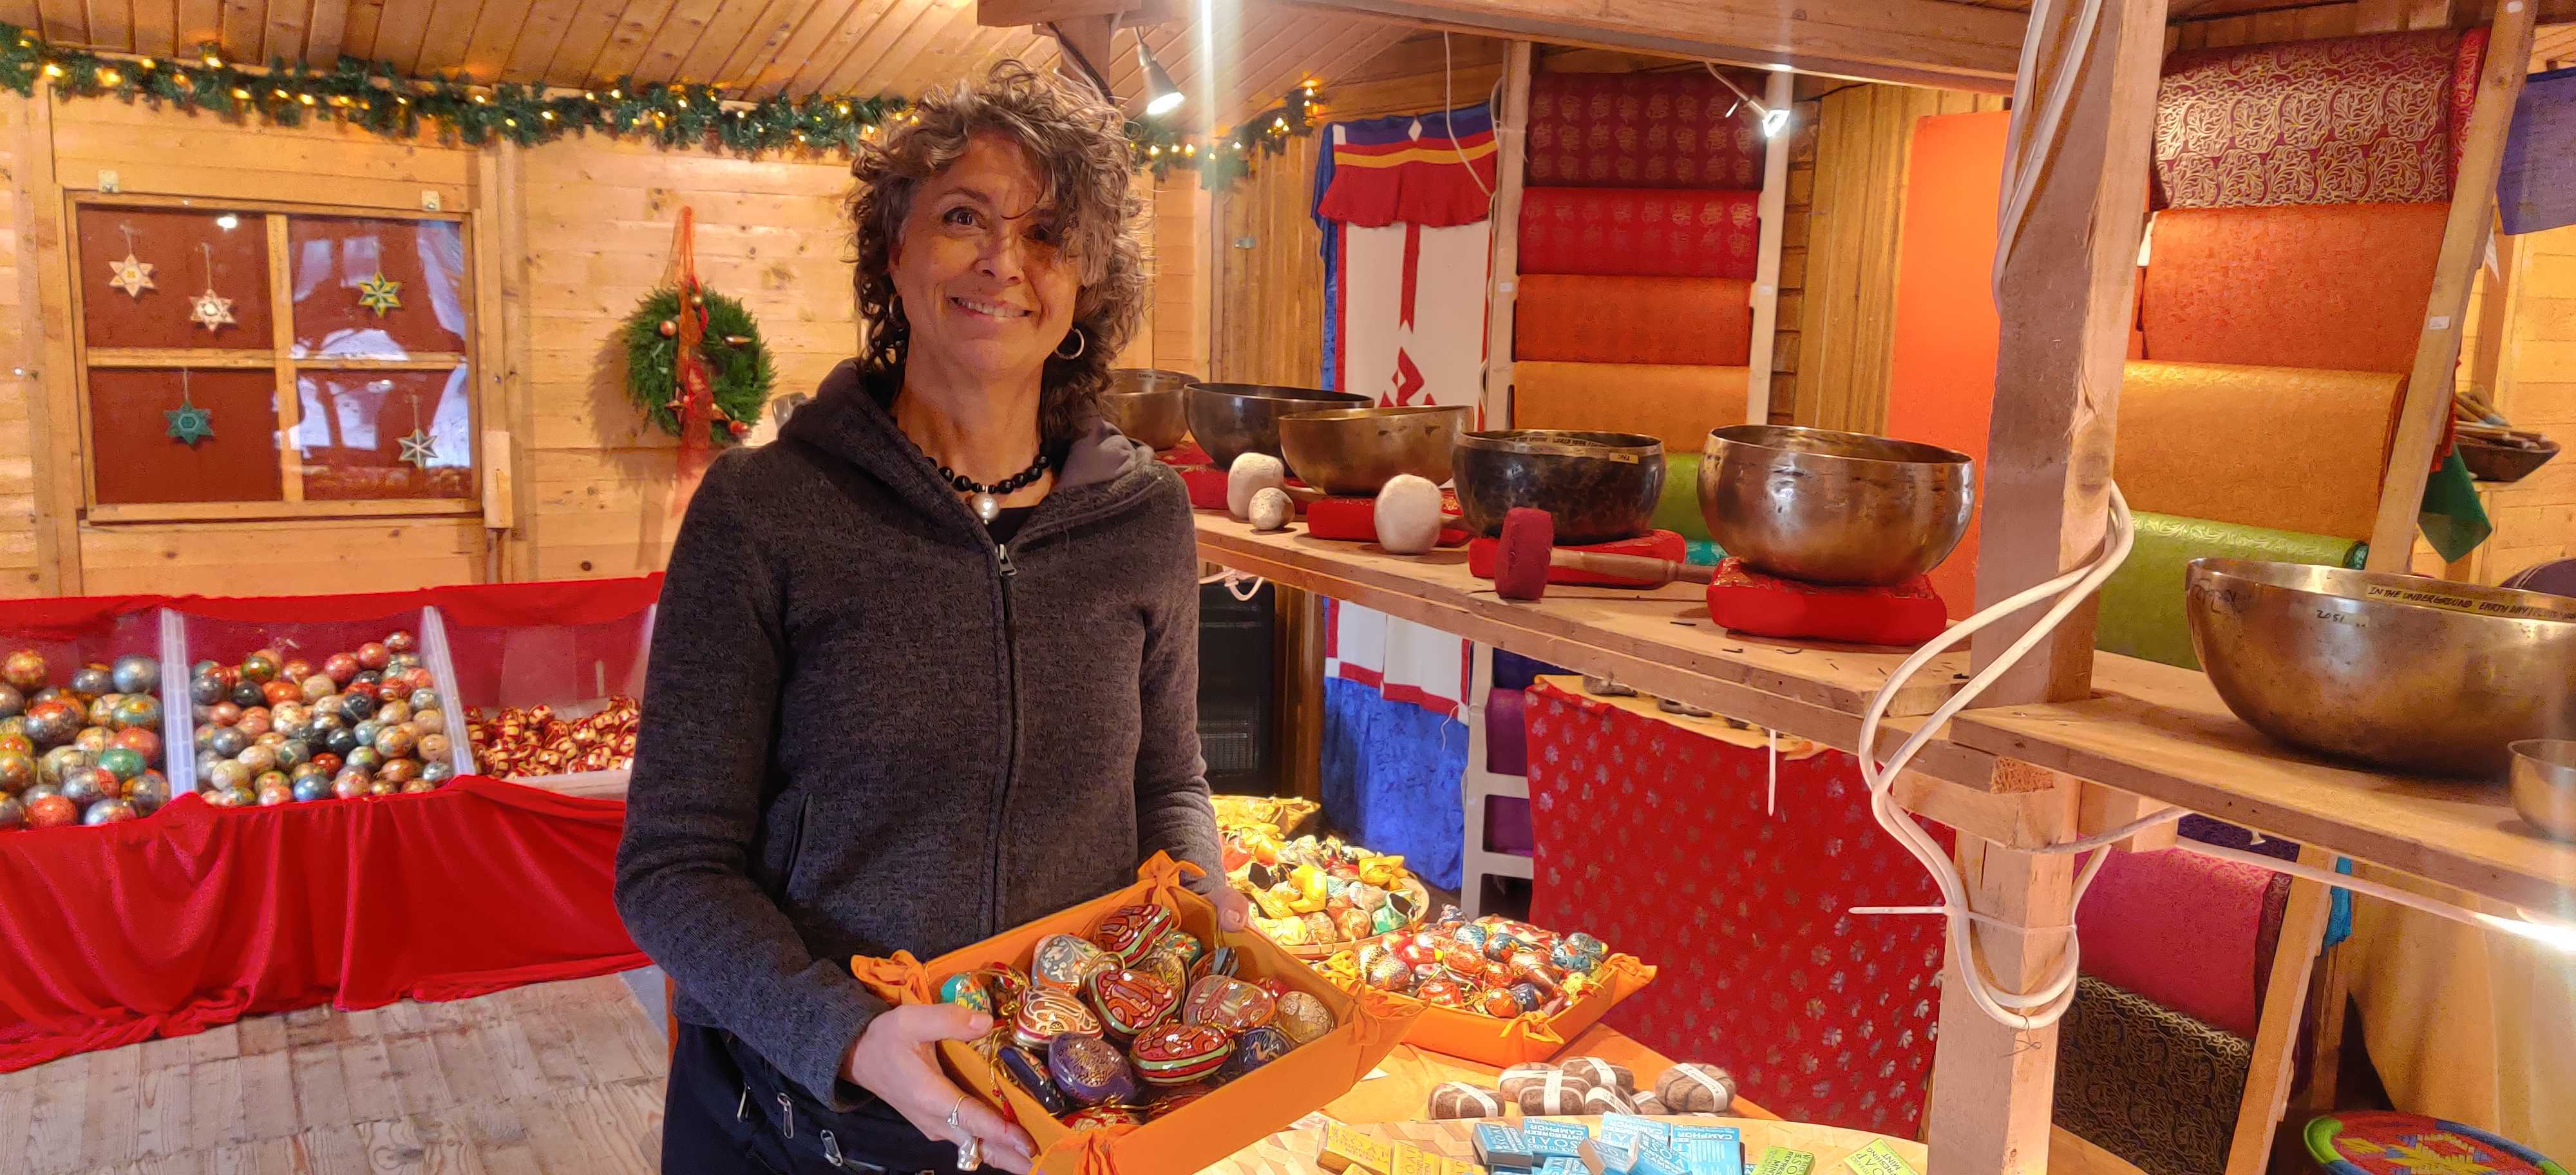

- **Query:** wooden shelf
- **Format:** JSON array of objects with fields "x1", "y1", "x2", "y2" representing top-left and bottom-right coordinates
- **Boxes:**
[{"x1": 1197, "y1": 512, "x2": 2576, "y2": 913}]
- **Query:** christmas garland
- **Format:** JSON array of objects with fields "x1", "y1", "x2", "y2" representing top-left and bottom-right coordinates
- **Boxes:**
[
  {"x1": 0, "y1": 24, "x2": 1322, "y2": 188},
  {"x1": 621, "y1": 287, "x2": 775, "y2": 445}
]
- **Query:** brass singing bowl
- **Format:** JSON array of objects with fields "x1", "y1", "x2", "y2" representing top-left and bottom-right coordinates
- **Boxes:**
[
  {"x1": 2186, "y1": 559, "x2": 2576, "y2": 778},
  {"x1": 2509, "y1": 740, "x2": 2576, "y2": 842},
  {"x1": 1452, "y1": 430, "x2": 1664, "y2": 546},
  {"x1": 1697, "y1": 425, "x2": 1975, "y2": 586},
  {"x1": 1103, "y1": 368, "x2": 1197, "y2": 451},
  {"x1": 1186, "y1": 383, "x2": 1370, "y2": 470},
  {"x1": 1276, "y1": 406, "x2": 1470, "y2": 497}
]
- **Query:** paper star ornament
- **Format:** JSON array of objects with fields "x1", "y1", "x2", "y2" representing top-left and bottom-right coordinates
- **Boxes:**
[
  {"x1": 165, "y1": 403, "x2": 215, "y2": 446},
  {"x1": 107, "y1": 253, "x2": 155, "y2": 298},
  {"x1": 357, "y1": 272, "x2": 402, "y2": 316},
  {"x1": 189, "y1": 289, "x2": 236, "y2": 331},
  {"x1": 396, "y1": 428, "x2": 435, "y2": 470}
]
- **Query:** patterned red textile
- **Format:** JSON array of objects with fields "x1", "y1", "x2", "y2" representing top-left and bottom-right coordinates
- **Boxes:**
[
  {"x1": 2152, "y1": 30, "x2": 2468, "y2": 209},
  {"x1": 1515, "y1": 275, "x2": 1754, "y2": 367},
  {"x1": 0, "y1": 777, "x2": 646, "y2": 1072},
  {"x1": 1523, "y1": 681, "x2": 1946, "y2": 1134},
  {"x1": 1519, "y1": 188, "x2": 1761, "y2": 280},
  {"x1": 1526, "y1": 70, "x2": 1763, "y2": 190}
]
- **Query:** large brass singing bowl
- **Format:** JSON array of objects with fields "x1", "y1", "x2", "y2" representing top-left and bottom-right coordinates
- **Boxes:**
[
  {"x1": 1185, "y1": 383, "x2": 1370, "y2": 470},
  {"x1": 1452, "y1": 430, "x2": 1664, "y2": 546},
  {"x1": 1103, "y1": 368, "x2": 1197, "y2": 451},
  {"x1": 2185, "y1": 559, "x2": 2576, "y2": 778},
  {"x1": 1276, "y1": 405, "x2": 1470, "y2": 497},
  {"x1": 1697, "y1": 425, "x2": 1975, "y2": 586}
]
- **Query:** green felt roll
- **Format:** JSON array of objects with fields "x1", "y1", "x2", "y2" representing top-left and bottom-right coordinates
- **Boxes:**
[
  {"x1": 1654, "y1": 453, "x2": 1714, "y2": 544},
  {"x1": 2096, "y1": 512, "x2": 2360, "y2": 669}
]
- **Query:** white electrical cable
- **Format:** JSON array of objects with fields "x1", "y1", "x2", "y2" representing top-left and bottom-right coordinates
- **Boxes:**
[
  {"x1": 1198, "y1": 568, "x2": 1268, "y2": 602},
  {"x1": 1440, "y1": 32, "x2": 1494, "y2": 199}
]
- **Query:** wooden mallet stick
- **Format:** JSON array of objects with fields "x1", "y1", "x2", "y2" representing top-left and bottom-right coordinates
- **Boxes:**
[{"x1": 1493, "y1": 507, "x2": 1716, "y2": 601}]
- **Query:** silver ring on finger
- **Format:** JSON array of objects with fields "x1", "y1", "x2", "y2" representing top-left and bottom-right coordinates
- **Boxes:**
[
  {"x1": 956, "y1": 1136, "x2": 983, "y2": 1172},
  {"x1": 947, "y1": 1093, "x2": 967, "y2": 1132}
]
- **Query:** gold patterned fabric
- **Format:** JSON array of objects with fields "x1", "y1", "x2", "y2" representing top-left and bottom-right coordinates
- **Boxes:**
[
  {"x1": 2053, "y1": 977, "x2": 2251, "y2": 1175},
  {"x1": 2153, "y1": 30, "x2": 2469, "y2": 209}
]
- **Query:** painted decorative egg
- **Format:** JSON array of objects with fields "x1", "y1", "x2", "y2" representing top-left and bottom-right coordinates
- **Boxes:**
[
  {"x1": 1085, "y1": 967, "x2": 1179, "y2": 1041},
  {"x1": 1032, "y1": 933, "x2": 1112, "y2": 992},
  {"x1": 1181, "y1": 976, "x2": 1276, "y2": 1034},
  {"x1": 69, "y1": 665, "x2": 114, "y2": 700},
  {"x1": 1273, "y1": 991, "x2": 1336, "y2": 1044},
  {"x1": 939, "y1": 972, "x2": 992, "y2": 1013},
  {"x1": 82, "y1": 797, "x2": 137, "y2": 825},
  {"x1": 1363, "y1": 953, "x2": 1413, "y2": 993},
  {"x1": 1479, "y1": 988, "x2": 1522, "y2": 1018},
  {"x1": 0, "y1": 750, "x2": 33, "y2": 794},
  {"x1": 1300, "y1": 912, "x2": 1336, "y2": 944},
  {"x1": 1332, "y1": 906, "x2": 1374, "y2": 942},
  {"x1": 1484, "y1": 929, "x2": 1529, "y2": 962},
  {"x1": 109, "y1": 654, "x2": 159, "y2": 696},
  {"x1": 1091, "y1": 903, "x2": 1176, "y2": 966},
  {"x1": 1010, "y1": 986, "x2": 1098, "y2": 1052},
  {"x1": 996, "y1": 1045, "x2": 1068, "y2": 1116},
  {"x1": 1189, "y1": 944, "x2": 1238, "y2": 985},
  {"x1": 1046, "y1": 1033, "x2": 1137, "y2": 1107},
  {"x1": 1061, "y1": 1103, "x2": 1143, "y2": 1131},
  {"x1": 1138, "y1": 947, "x2": 1190, "y2": 995},
  {"x1": 24, "y1": 792, "x2": 75, "y2": 828},
  {"x1": 1128, "y1": 1022, "x2": 1233, "y2": 1087},
  {"x1": 971, "y1": 967, "x2": 1028, "y2": 1021},
  {"x1": 1508, "y1": 981, "x2": 1546, "y2": 1014},
  {"x1": 1215, "y1": 1024, "x2": 1293, "y2": 1082},
  {"x1": 1416, "y1": 979, "x2": 1470, "y2": 1008},
  {"x1": 1392, "y1": 935, "x2": 1437, "y2": 968},
  {"x1": 1, "y1": 649, "x2": 47, "y2": 691},
  {"x1": 1453, "y1": 922, "x2": 1490, "y2": 953},
  {"x1": 1152, "y1": 927, "x2": 1205, "y2": 970},
  {"x1": 1442, "y1": 945, "x2": 1486, "y2": 984}
]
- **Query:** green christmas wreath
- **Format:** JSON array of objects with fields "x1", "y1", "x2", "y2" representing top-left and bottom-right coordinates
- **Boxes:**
[{"x1": 620, "y1": 286, "x2": 777, "y2": 445}]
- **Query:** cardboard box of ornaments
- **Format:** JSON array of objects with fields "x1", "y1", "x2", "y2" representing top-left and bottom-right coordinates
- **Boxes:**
[{"x1": 853, "y1": 854, "x2": 1426, "y2": 1175}]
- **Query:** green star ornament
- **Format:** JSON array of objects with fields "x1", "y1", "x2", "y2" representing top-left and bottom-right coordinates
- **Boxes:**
[
  {"x1": 165, "y1": 403, "x2": 215, "y2": 447},
  {"x1": 357, "y1": 272, "x2": 402, "y2": 316}
]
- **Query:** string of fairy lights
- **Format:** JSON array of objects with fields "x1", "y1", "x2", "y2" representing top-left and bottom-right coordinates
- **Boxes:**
[{"x1": 0, "y1": 23, "x2": 1325, "y2": 189}]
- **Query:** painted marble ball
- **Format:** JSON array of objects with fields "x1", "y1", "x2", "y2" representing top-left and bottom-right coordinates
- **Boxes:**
[
  {"x1": 23, "y1": 700, "x2": 80, "y2": 747},
  {"x1": 95, "y1": 747, "x2": 146, "y2": 782},
  {"x1": 238, "y1": 650, "x2": 281, "y2": 684},
  {"x1": 357, "y1": 642, "x2": 391, "y2": 671},
  {"x1": 0, "y1": 684, "x2": 21, "y2": 720},
  {"x1": 59, "y1": 767, "x2": 113, "y2": 807},
  {"x1": 69, "y1": 664, "x2": 114, "y2": 700},
  {"x1": 2, "y1": 650, "x2": 47, "y2": 692},
  {"x1": 322, "y1": 653, "x2": 359, "y2": 685},
  {"x1": 81, "y1": 797, "x2": 136, "y2": 825},
  {"x1": 110, "y1": 726, "x2": 160, "y2": 765},
  {"x1": 0, "y1": 752, "x2": 32, "y2": 794},
  {"x1": 125, "y1": 771, "x2": 169, "y2": 815},
  {"x1": 385, "y1": 629, "x2": 417, "y2": 654},
  {"x1": 24, "y1": 792, "x2": 75, "y2": 828}
]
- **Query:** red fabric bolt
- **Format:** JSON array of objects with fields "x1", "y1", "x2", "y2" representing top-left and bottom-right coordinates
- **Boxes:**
[
  {"x1": 0, "y1": 777, "x2": 646, "y2": 1072},
  {"x1": 1525, "y1": 70, "x2": 1765, "y2": 190},
  {"x1": 1702, "y1": 559, "x2": 1948, "y2": 645},
  {"x1": 1522, "y1": 680, "x2": 1949, "y2": 1134},
  {"x1": 1518, "y1": 188, "x2": 1762, "y2": 280}
]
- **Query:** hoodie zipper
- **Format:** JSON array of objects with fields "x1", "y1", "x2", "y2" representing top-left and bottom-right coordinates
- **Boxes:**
[{"x1": 987, "y1": 539, "x2": 1019, "y2": 935}]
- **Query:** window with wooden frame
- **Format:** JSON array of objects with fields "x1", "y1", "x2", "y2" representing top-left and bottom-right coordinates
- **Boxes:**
[{"x1": 70, "y1": 196, "x2": 479, "y2": 522}]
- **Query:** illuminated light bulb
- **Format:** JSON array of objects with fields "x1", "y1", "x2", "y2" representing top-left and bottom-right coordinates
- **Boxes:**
[
  {"x1": 836, "y1": 101, "x2": 850, "y2": 115},
  {"x1": 231, "y1": 86, "x2": 250, "y2": 99},
  {"x1": 676, "y1": 96, "x2": 689, "y2": 108},
  {"x1": 298, "y1": 92, "x2": 315, "y2": 105},
  {"x1": 42, "y1": 63, "x2": 64, "y2": 79},
  {"x1": 272, "y1": 88, "x2": 288, "y2": 98},
  {"x1": 1273, "y1": 117, "x2": 1286, "y2": 129},
  {"x1": 504, "y1": 117, "x2": 517, "y2": 127},
  {"x1": 1148, "y1": 144, "x2": 1160, "y2": 157},
  {"x1": 1183, "y1": 143, "x2": 1195, "y2": 156},
  {"x1": 97, "y1": 68, "x2": 120, "y2": 85},
  {"x1": 471, "y1": 92, "x2": 488, "y2": 104},
  {"x1": 202, "y1": 53, "x2": 221, "y2": 68},
  {"x1": 139, "y1": 59, "x2": 156, "y2": 70},
  {"x1": 609, "y1": 88, "x2": 622, "y2": 99},
  {"x1": 540, "y1": 110, "x2": 554, "y2": 120},
  {"x1": 396, "y1": 95, "x2": 409, "y2": 105}
]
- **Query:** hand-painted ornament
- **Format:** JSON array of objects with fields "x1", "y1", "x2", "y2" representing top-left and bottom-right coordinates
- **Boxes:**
[
  {"x1": 1009, "y1": 986, "x2": 1097, "y2": 1052},
  {"x1": 1060, "y1": 1103, "x2": 1143, "y2": 1131},
  {"x1": 1273, "y1": 991, "x2": 1335, "y2": 1045},
  {"x1": 1415, "y1": 978, "x2": 1470, "y2": 1008},
  {"x1": 939, "y1": 972, "x2": 992, "y2": 1013},
  {"x1": 1478, "y1": 988, "x2": 1522, "y2": 1018},
  {"x1": 396, "y1": 429, "x2": 435, "y2": 470},
  {"x1": 1045, "y1": 1033, "x2": 1136, "y2": 1107},
  {"x1": 165, "y1": 401, "x2": 216, "y2": 446},
  {"x1": 1214, "y1": 1024, "x2": 1292, "y2": 1083},
  {"x1": 1151, "y1": 926, "x2": 1205, "y2": 970},
  {"x1": 971, "y1": 967, "x2": 1028, "y2": 1021},
  {"x1": 357, "y1": 272, "x2": 402, "y2": 316},
  {"x1": 1363, "y1": 951, "x2": 1413, "y2": 993},
  {"x1": 107, "y1": 252, "x2": 155, "y2": 298},
  {"x1": 1085, "y1": 967, "x2": 1179, "y2": 1042},
  {"x1": 1138, "y1": 946, "x2": 1190, "y2": 996},
  {"x1": 1507, "y1": 980, "x2": 1546, "y2": 1014},
  {"x1": 1032, "y1": 932, "x2": 1112, "y2": 993},
  {"x1": 996, "y1": 1045, "x2": 1068, "y2": 1116},
  {"x1": 1091, "y1": 903, "x2": 1176, "y2": 966},
  {"x1": 1181, "y1": 976, "x2": 1276, "y2": 1034},
  {"x1": 1189, "y1": 944, "x2": 1238, "y2": 986},
  {"x1": 189, "y1": 288, "x2": 236, "y2": 331},
  {"x1": 1131, "y1": 1022, "x2": 1234, "y2": 1088}
]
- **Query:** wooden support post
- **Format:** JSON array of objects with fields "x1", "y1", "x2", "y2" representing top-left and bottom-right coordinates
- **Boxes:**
[
  {"x1": 1273, "y1": 584, "x2": 1327, "y2": 803},
  {"x1": 1481, "y1": 41, "x2": 1533, "y2": 430},
  {"x1": 1967, "y1": 0, "x2": 2168, "y2": 705},
  {"x1": 2224, "y1": 845, "x2": 2336, "y2": 1174},
  {"x1": 1926, "y1": 762, "x2": 2081, "y2": 1174},
  {"x1": 1744, "y1": 70, "x2": 1795, "y2": 426},
  {"x1": 1045, "y1": 15, "x2": 1121, "y2": 102},
  {"x1": 16, "y1": 85, "x2": 82, "y2": 595},
  {"x1": 2363, "y1": 0, "x2": 2537, "y2": 573}
]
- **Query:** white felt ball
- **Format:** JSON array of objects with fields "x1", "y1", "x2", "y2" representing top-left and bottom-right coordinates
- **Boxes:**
[
  {"x1": 1376, "y1": 474, "x2": 1444, "y2": 554},
  {"x1": 1249, "y1": 486, "x2": 1293, "y2": 531},
  {"x1": 1227, "y1": 453, "x2": 1286, "y2": 521}
]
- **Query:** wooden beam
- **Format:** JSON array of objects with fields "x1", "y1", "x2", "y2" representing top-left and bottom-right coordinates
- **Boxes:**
[
  {"x1": 2223, "y1": 845, "x2": 2335, "y2": 1174},
  {"x1": 17, "y1": 85, "x2": 82, "y2": 594},
  {"x1": 976, "y1": 0, "x2": 1181, "y2": 28},
  {"x1": 1041, "y1": 13, "x2": 1119, "y2": 100},
  {"x1": 1925, "y1": 763, "x2": 2081, "y2": 1175},
  {"x1": 2362, "y1": 0, "x2": 2536, "y2": 573},
  {"x1": 1481, "y1": 40, "x2": 1531, "y2": 430},
  {"x1": 1743, "y1": 69, "x2": 1794, "y2": 426},
  {"x1": 1276, "y1": 0, "x2": 2026, "y2": 92},
  {"x1": 1967, "y1": 0, "x2": 2169, "y2": 705}
]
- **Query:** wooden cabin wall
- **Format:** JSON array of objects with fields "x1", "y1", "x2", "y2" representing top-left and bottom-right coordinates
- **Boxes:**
[
  {"x1": 2438, "y1": 226, "x2": 2576, "y2": 582},
  {"x1": 1786, "y1": 82, "x2": 2009, "y2": 435},
  {"x1": 1, "y1": 84, "x2": 1207, "y2": 595}
]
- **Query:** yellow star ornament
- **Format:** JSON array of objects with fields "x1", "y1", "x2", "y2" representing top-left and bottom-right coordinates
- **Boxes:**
[{"x1": 357, "y1": 272, "x2": 402, "y2": 316}]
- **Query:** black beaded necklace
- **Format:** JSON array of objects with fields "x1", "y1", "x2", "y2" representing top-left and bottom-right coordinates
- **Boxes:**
[{"x1": 940, "y1": 450, "x2": 1057, "y2": 522}]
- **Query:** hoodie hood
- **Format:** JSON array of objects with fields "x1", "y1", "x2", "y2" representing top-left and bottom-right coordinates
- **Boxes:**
[{"x1": 779, "y1": 359, "x2": 1161, "y2": 542}]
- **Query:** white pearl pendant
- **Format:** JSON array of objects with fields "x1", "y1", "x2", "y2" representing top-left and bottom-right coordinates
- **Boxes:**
[{"x1": 974, "y1": 492, "x2": 1001, "y2": 522}]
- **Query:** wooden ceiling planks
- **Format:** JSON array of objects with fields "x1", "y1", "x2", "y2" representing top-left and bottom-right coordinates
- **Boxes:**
[
  {"x1": 303, "y1": 0, "x2": 346, "y2": 64},
  {"x1": 533, "y1": 0, "x2": 635, "y2": 86},
  {"x1": 582, "y1": 0, "x2": 685, "y2": 84},
  {"x1": 744, "y1": 0, "x2": 901, "y2": 100},
  {"x1": 84, "y1": 0, "x2": 131, "y2": 54}
]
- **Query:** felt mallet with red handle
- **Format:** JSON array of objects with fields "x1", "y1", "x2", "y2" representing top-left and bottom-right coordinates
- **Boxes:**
[{"x1": 1492, "y1": 507, "x2": 1718, "y2": 602}]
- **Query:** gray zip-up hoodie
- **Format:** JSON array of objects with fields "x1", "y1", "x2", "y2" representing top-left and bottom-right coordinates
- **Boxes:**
[{"x1": 613, "y1": 359, "x2": 1222, "y2": 1109}]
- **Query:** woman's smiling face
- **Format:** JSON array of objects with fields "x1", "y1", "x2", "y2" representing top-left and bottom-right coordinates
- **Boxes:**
[{"x1": 889, "y1": 130, "x2": 1080, "y2": 383}]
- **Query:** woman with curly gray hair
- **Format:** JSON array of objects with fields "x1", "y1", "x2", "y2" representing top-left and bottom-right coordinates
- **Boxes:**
[{"x1": 614, "y1": 62, "x2": 1238, "y2": 1173}]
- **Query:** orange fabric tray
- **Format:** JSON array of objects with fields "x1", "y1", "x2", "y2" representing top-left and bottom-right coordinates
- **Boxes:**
[
  {"x1": 1515, "y1": 276, "x2": 1754, "y2": 367},
  {"x1": 1331, "y1": 953, "x2": 1656, "y2": 1068},
  {"x1": 2139, "y1": 202, "x2": 2445, "y2": 375},
  {"x1": 855, "y1": 855, "x2": 1422, "y2": 1175},
  {"x1": 1511, "y1": 361, "x2": 1748, "y2": 454},
  {"x1": 2115, "y1": 360, "x2": 2405, "y2": 542}
]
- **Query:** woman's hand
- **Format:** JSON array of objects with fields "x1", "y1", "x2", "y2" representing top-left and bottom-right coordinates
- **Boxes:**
[
  {"x1": 1215, "y1": 883, "x2": 1252, "y2": 931},
  {"x1": 840, "y1": 1004, "x2": 1037, "y2": 1172}
]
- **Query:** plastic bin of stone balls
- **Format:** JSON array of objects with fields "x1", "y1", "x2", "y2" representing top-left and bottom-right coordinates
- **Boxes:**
[
  {"x1": 0, "y1": 604, "x2": 183, "y2": 832},
  {"x1": 169, "y1": 602, "x2": 471, "y2": 807},
  {"x1": 1318, "y1": 912, "x2": 1657, "y2": 1067},
  {"x1": 438, "y1": 602, "x2": 654, "y2": 799},
  {"x1": 850, "y1": 853, "x2": 1425, "y2": 1175}
]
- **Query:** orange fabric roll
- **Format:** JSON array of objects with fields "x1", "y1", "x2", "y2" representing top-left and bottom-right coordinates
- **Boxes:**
[
  {"x1": 2116, "y1": 360, "x2": 2404, "y2": 542},
  {"x1": 1512, "y1": 361, "x2": 1748, "y2": 454},
  {"x1": 2140, "y1": 203, "x2": 2445, "y2": 374},
  {"x1": 1515, "y1": 276, "x2": 1753, "y2": 366}
]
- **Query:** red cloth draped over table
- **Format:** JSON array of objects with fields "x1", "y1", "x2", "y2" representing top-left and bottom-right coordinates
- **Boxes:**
[
  {"x1": 0, "y1": 777, "x2": 646, "y2": 1073},
  {"x1": 1525, "y1": 70, "x2": 1764, "y2": 189},
  {"x1": 1519, "y1": 188, "x2": 1761, "y2": 279},
  {"x1": 2151, "y1": 28, "x2": 2488, "y2": 209},
  {"x1": 1522, "y1": 681, "x2": 1946, "y2": 1135}
]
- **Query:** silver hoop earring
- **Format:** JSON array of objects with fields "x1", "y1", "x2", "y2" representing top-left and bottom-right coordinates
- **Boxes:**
[{"x1": 1054, "y1": 329, "x2": 1086, "y2": 360}]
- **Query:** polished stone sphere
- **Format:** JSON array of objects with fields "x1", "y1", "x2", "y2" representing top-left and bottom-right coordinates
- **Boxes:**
[
  {"x1": 68, "y1": 665, "x2": 113, "y2": 700},
  {"x1": 357, "y1": 642, "x2": 391, "y2": 671},
  {"x1": 95, "y1": 747, "x2": 146, "y2": 782},
  {"x1": 109, "y1": 726, "x2": 160, "y2": 765},
  {"x1": 0, "y1": 751, "x2": 32, "y2": 794},
  {"x1": 190, "y1": 673, "x2": 227, "y2": 705},
  {"x1": 332, "y1": 770, "x2": 370, "y2": 800},
  {"x1": 385, "y1": 629, "x2": 417, "y2": 654},
  {"x1": 229, "y1": 680, "x2": 265, "y2": 709},
  {"x1": 345, "y1": 746, "x2": 383, "y2": 774},
  {"x1": 1, "y1": 649, "x2": 47, "y2": 691},
  {"x1": 322, "y1": 653, "x2": 359, "y2": 684},
  {"x1": 24, "y1": 792, "x2": 76, "y2": 827},
  {"x1": 207, "y1": 727, "x2": 250, "y2": 759},
  {"x1": 236, "y1": 744, "x2": 278, "y2": 775},
  {"x1": 37, "y1": 745, "x2": 92, "y2": 787},
  {"x1": 292, "y1": 775, "x2": 331, "y2": 803},
  {"x1": 82, "y1": 797, "x2": 136, "y2": 825},
  {"x1": 421, "y1": 760, "x2": 455, "y2": 785},
  {"x1": 110, "y1": 694, "x2": 160, "y2": 732},
  {"x1": 124, "y1": 771, "x2": 168, "y2": 816},
  {"x1": 239, "y1": 650, "x2": 281, "y2": 683},
  {"x1": 23, "y1": 700, "x2": 80, "y2": 747},
  {"x1": 374, "y1": 724, "x2": 418, "y2": 759},
  {"x1": 59, "y1": 765, "x2": 113, "y2": 807},
  {"x1": 206, "y1": 758, "x2": 252, "y2": 792},
  {"x1": 0, "y1": 683, "x2": 21, "y2": 720}
]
